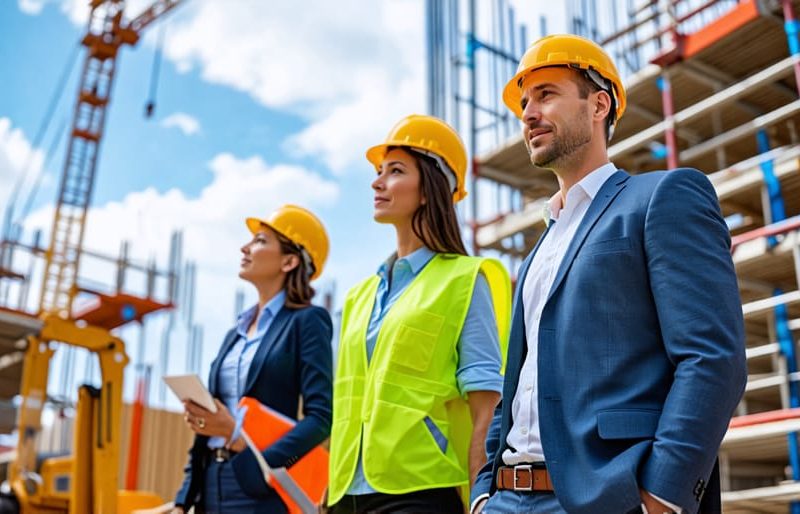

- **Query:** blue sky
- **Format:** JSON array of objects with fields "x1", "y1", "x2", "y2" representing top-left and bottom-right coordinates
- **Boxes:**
[{"x1": 0, "y1": 0, "x2": 555, "y2": 407}]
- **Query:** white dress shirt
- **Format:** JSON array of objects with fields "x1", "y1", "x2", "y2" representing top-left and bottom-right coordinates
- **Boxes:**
[{"x1": 503, "y1": 162, "x2": 618, "y2": 465}]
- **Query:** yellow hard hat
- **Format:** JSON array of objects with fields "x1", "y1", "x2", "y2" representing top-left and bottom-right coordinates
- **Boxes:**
[
  {"x1": 366, "y1": 114, "x2": 468, "y2": 203},
  {"x1": 503, "y1": 34, "x2": 626, "y2": 126},
  {"x1": 246, "y1": 205, "x2": 329, "y2": 280}
]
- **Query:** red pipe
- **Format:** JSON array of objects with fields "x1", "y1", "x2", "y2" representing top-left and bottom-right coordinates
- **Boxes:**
[
  {"x1": 730, "y1": 407, "x2": 800, "y2": 429},
  {"x1": 730, "y1": 214, "x2": 800, "y2": 251},
  {"x1": 124, "y1": 370, "x2": 148, "y2": 490}
]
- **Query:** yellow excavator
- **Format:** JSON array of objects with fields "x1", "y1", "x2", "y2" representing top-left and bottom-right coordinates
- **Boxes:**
[{"x1": 0, "y1": 1, "x2": 183, "y2": 512}]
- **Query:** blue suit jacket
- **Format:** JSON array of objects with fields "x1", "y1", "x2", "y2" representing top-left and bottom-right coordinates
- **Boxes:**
[
  {"x1": 473, "y1": 169, "x2": 746, "y2": 514},
  {"x1": 174, "y1": 304, "x2": 333, "y2": 511}
]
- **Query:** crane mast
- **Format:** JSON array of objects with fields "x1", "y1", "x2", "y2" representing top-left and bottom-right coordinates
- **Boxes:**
[{"x1": 39, "y1": 0, "x2": 182, "y2": 316}]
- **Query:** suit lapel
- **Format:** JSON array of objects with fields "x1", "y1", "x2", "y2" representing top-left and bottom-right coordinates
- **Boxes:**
[
  {"x1": 546, "y1": 170, "x2": 629, "y2": 303},
  {"x1": 210, "y1": 328, "x2": 239, "y2": 395},
  {"x1": 243, "y1": 306, "x2": 293, "y2": 395}
]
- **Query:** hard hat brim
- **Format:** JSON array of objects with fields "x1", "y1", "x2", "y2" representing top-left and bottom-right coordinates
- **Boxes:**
[{"x1": 503, "y1": 63, "x2": 626, "y2": 121}]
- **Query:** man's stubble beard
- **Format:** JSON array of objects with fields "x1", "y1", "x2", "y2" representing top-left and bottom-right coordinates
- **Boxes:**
[{"x1": 527, "y1": 107, "x2": 592, "y2": 171}]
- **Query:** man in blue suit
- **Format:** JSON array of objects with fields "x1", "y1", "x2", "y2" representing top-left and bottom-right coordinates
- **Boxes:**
[{"x1": 471, "y1": 34, "x2": 746, "y2": 514}]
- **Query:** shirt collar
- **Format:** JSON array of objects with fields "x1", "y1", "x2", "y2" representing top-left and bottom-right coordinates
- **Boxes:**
[
  {"x1": 377, "y1": 246, "x2": 436, "y2": 278},
  {"x1": 544, "y1": 162, "x2": 618, "y2": 223},
  {"x1": 236, "y1": 289, "x2": 286, "y2": 337}
]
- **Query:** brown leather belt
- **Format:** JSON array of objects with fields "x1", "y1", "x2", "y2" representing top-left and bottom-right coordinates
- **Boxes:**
[
  {"x1": 211, "y1": 447, "x2": 238, "y2": 462},
  {"x1": 496, "y1": 465, "x2": 554, "y2": 492}
]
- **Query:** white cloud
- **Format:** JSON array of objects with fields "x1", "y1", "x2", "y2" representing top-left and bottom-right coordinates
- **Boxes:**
[
  {"x1": 161, "y1": 112, "x2": 201, "y2": 136},
  {"x1": 285, "y1": 73, "x2": 424, "y2": 175},
  {"x1": 0, "y1": 118, "x2": 45, "y2": 220},
  {"x1": 24, "y1": 0, "x2": 428, "y2": 174},
  {"x1": 27, "y1": 152, "x2": 339, "y2": 272},
  {"x1": 17, "y1": 0, "x2": 46, "y2": 15},
  {"x1": 161, "y1": 0, "x2": 426, "y2": 172},
  {"x1": 23, "y1": 152, "x2": 339, "y2": 396},
  {"x1": 17, "y1": 0, "x2": 157, "y2": 25}
]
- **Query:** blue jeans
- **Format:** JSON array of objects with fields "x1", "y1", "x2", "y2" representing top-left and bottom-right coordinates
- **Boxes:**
[
  {"x1": 204, "y1": 459, "x2": 287, "y2": 514},
  {"x1": 483, "y1": 490, "x2": 566, "y2": 513}
]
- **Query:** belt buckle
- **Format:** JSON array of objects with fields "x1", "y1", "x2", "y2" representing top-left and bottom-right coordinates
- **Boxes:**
[
  {"x1": 513, "y1": 464, "x2": 533, "y2": 491},
  {"x1": 214, "y1": 448, "x2": 227, "y2": 462}
]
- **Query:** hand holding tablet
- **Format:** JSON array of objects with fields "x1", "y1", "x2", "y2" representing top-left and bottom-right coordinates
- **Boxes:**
[{"x1": 163, "y1": 374, "x2": 218, "y2": 413}]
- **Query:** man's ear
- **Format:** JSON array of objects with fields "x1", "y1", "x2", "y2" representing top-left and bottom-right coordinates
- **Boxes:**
[
  {"x1": 593, "y1": 90, "x2": 612, "y2": 123},
  {"x1": 281, "y1": 254, "x2": 300, "y2": 273}
]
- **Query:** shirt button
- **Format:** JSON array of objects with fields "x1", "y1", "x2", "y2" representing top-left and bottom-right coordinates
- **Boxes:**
[
  {"x1": 521, "y1": 427, "x2": 528, "y2": 435},
  {"x1": 526, "y1": 384, "x2": 533, "y2": 391}
]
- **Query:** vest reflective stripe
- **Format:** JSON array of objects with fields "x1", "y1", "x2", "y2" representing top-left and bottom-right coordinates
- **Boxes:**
[{"x1": 328, "y1": 254, "x2": 510, "y2": 504}]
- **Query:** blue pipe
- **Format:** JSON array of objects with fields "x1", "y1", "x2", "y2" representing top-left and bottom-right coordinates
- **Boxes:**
[
  {"x1": 786, "y1": 19, "x2": 800, "y2": 56},
  {"x1": 775, "y1": 289, "x2": 800, "y2": 513},
  {"x1": 466, "y1": 32, "x2": 477, "y2": 70},
  {"x1": 756, "y1": 130, "x2": 786, "y2": 248}
]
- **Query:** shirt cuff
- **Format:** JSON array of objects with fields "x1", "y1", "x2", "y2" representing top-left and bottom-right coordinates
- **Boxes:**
[
  {"x1": 470, "y1": 493, "x2": 490, "y2": 514},
  {"x1": 642, "y1": 491, "x2": 683, "y2": 513}
]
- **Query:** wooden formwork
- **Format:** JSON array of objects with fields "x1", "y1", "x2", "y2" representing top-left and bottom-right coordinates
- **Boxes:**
[{"x1": 118, "y1": 404, "x2": 194, "y2": 503}]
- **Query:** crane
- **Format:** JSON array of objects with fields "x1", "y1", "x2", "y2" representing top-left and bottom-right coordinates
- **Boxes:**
[
  {"x1": 4, "y1": 1, "x2": 185, "y2": 513},
  {"x1": 40, "y1": 0, "x2": 183, "y2": 317}
]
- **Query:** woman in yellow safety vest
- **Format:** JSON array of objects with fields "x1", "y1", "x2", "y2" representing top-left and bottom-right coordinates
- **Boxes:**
[
  {"x1": 328, "y1": 114, "x2": 511, "y2": 514},
  {"x1": 172, "y1": 205, "x2": 333, "y2": 514}
]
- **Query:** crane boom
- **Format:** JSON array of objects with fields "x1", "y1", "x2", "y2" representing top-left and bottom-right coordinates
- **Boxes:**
[{"x1": 39, "y1": 0, "x2": 183, "y2": 316}]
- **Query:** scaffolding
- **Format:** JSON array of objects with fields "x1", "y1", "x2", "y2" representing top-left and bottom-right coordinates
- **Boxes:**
[{"x1": 428, "y1": 0, "x2": 800, "y2": 510}]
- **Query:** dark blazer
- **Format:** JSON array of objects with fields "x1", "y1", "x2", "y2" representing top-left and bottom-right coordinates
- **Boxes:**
[
  {"x1": 174, "y1": 304, "x2": 333, "y2": 511},
  {"x1": 472, "y1": 169, "x2": 746, "y2": 514}
]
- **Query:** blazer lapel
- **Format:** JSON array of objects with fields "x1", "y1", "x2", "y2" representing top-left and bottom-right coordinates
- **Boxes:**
[
  {"x1": 243, "y1": 307, "x2": 293, "y2": 395},
  {"x1": 210, "y1": 328, "x2": 239, "y2": 396},
  {"x1": 546, "y1": 170, "x2": 629, "y2": 303}
]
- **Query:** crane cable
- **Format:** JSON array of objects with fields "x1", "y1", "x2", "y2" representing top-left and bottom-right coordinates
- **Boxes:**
[
  {"x1": 144, "y1": 23, "x2": 167, "y2": 118},
  {"x1": 5, "y1": 42, "x2": 80, "y2": 235}
]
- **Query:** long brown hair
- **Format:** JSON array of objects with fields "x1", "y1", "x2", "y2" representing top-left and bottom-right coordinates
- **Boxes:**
[
  {"x1": 404, "y1": 148, "x2": 468, "y2": 256},
  {"x1": 274, "y1": 230, "x2": 315, "y2": 308}
]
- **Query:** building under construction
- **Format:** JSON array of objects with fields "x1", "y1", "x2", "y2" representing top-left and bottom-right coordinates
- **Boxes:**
[{"x1": 427, "y1": 0, "x2": 800, "y2": 511}]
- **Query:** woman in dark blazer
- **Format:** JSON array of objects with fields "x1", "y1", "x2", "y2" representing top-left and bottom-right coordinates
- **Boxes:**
[{"x1": 172, "y1": 205, "x2": 333, "y2": 514}]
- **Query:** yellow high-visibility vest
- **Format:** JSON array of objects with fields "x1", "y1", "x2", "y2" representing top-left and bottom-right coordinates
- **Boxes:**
[{"x1": 328, "y1": 253, "x2": 510, "y2": 504}]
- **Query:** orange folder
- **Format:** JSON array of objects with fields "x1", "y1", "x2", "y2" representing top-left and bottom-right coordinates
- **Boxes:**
[{"x1": 237, "y1": 396, "x2": 328, "y2": 513}]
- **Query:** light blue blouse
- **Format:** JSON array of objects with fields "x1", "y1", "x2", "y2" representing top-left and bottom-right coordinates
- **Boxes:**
[{"x1": 208, "y1": 290, "x2": 286, "y2": 449}]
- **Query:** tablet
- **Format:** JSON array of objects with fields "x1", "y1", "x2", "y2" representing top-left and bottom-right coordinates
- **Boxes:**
[{"x1": 163, "y1": 374, "x2": 218, "y2": 413}]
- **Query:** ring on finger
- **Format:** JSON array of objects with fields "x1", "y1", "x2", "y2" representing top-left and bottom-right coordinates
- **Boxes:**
[{"x1": 197, "y1": 417, "x2": 206, "y2": 429}]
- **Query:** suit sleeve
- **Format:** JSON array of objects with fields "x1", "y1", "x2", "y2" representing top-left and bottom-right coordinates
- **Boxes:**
[
  {"x1": 232, "y1": 306, "x2": 334, "y2": 497},
  {"x1": 639, "y1": 168, "x2": 746, "y2": 510},
  {"x1": 471, "y1": 402, "x2": 503, "y2": 503}
]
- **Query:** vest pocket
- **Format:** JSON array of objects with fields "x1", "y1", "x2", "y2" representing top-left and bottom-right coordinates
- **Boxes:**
[
  {"x1": 390, "y1": 310, "x2": 445, "y2": 372},
  {"x1": 364, "y1": 400, "x2": 462, "y2": 484}
]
